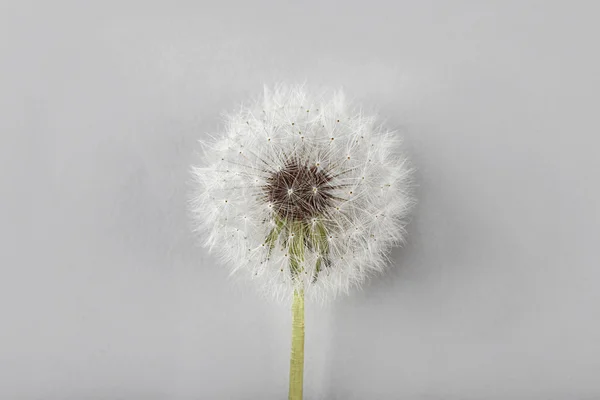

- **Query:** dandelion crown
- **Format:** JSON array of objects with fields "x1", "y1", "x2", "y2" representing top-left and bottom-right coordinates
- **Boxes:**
[{"x1": 191, "y1": 84, "x2": 414, "y2": 302}]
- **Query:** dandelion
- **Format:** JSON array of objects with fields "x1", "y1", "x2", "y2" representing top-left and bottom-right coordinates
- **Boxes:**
[{"x1": 190, "y1": 84, "x2": 414, "y2": 399}]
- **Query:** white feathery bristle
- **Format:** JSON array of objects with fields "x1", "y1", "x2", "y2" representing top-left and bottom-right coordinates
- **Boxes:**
[{"x1": 190, "y1": 84, "x2": 415, "y2": 303}]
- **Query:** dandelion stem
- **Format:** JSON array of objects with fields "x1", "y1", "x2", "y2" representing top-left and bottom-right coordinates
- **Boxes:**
[
  {"x1": 288, "y1": 221, "x2": 305, "y2": 400},
  {"x1": 288, "y1": 287, "x2": 305, "y2": 400}
]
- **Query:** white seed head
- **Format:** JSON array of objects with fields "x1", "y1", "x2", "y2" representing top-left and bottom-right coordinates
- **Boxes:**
[{"x1": 190, "y1": 84, "x2": 415, "y2": 303}]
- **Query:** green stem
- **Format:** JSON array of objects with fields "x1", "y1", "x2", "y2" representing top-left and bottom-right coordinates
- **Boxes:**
[
  {"x1": 288, "y1": 288, "x2": 305, "y2": 400},
  {"x1": 288, "y1": 220, "x2": 306, "y2": 400}
]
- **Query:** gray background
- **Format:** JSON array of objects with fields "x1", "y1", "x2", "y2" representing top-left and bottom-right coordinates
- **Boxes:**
[{"x1": 2, "y1": 1, "x2": 599, "y2": 399}]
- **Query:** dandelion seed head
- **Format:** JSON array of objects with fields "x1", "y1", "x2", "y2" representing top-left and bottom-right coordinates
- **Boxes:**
[{"x1": 190, "y1": 84, "x2": 415, "y2": 303}]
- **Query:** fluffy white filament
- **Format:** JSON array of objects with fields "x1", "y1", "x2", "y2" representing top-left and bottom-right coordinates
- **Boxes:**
[{"x1": 190, "y1": 84, "x2": 414, "y2": 302}]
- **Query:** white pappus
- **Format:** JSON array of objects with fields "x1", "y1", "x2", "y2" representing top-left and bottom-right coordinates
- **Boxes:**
[{"x1": 190, "y1": 84, "x2": 414, "y2": 302}]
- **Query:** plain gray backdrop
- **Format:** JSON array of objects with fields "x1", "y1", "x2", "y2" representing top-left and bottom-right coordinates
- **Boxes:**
[{"x1": 2, "y1": 1, "x2": 599, "y2": 399}]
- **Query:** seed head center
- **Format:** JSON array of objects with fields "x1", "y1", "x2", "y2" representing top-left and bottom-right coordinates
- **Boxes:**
[{"x1": 265, "y1": 160, "x2": 334, "y2": 221}]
